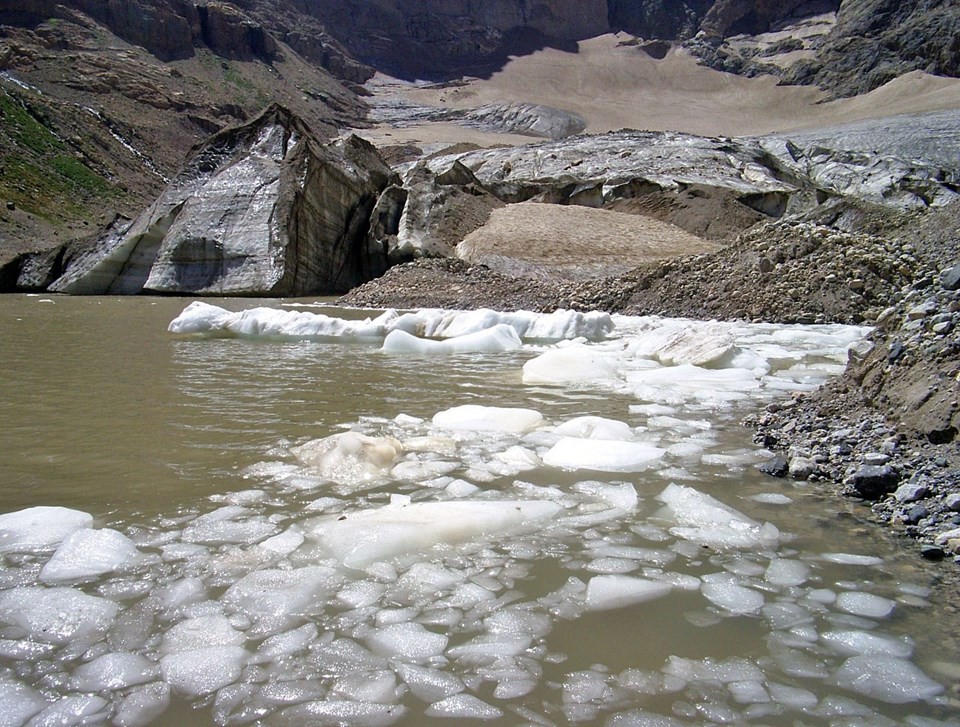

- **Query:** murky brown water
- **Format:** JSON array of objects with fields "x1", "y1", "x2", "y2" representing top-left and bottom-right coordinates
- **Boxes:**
[{"x1": 0, "y1": 295, "x2": 957, "y2": 726}]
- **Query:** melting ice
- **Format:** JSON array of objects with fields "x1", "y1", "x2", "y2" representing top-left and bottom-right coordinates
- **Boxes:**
[{"x1": 1, "y1": 305, "x2": 956, "y2": 726}]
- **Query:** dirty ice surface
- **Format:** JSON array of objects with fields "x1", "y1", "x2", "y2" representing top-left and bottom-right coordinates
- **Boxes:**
[{"x1": 2, "y1": 306, "x2": 957, "y2": 726}]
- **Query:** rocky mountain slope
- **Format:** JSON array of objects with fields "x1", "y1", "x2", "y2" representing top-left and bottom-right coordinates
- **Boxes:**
[{"x1": 0, "y1": 0, "x2": 365, "y2": 266}]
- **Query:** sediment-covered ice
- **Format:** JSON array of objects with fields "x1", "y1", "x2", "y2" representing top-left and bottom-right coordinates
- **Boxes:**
[
  {"x1": 0, "y1": 506, "x2": 93, "y2": 554},
  {"x1": 292, "y1": 432, "x2": 403, "y2": 486},
  {"x1": 308, "y1": 499, "x2": 562, "y2": 568}
]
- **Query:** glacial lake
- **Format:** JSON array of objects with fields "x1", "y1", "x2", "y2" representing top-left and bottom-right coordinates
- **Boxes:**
[{"x1": 0, "y1": 294, "x2": 958, "y2": 726}]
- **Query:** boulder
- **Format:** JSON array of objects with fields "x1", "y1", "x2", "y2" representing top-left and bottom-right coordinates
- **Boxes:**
[{"x1": 50, "y1": 106, "x2": 397, "y2": 296}]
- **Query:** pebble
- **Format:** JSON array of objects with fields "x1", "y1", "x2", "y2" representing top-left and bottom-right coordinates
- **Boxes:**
[
  {"x1": 894, "y1": 483, "x2": 929, "y2": 503},
  {"x1": 848, "y1": 465, "x2": 900, "y2": 500}
]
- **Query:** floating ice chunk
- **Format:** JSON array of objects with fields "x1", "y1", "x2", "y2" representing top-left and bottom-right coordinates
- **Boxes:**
[
  {"x1": 168, "y1": 301, "x2": 395, "y2": 340},
  {"x1": 767, "y1": 682, "x2": 818, "y2": 709},
  {"x1": 0, "y1": 586, "x2": 118, "y2": 645},
  {"x1": 574, "y1": 481, "x2": 639, "y2": 511},
  {"x1": 728, "y1": 680, "x2": 770, "y2": 704},
  {"x1": 396, "y1": 308, "x2": 613, "y2": 342},
  {"x1": 544, "y1": 438, "x2": 666, "y2": 472},
  {"x1": 161, "y1": 615, "x2": 246, "y2": 654},
  {"x1": 390, "y1": 459, "x2": 458, "y2": 482},
  {"x1": 821, "y1": 630, "x2": 914, "y2": 658},
  {"x1": 657, "y1": 484, "x2": 779, "y2": 550},
  {"x1": 252, "y1": 623, "x2": 318, "y2": 664},
  {"x1": 27, "y1": 694, "x2": 108, "y2": 726},
  {"x1": 484, "y1": 609, "x2": 552, "y2": 639},
  {"x1": 310, "y1": 638, "x2": 386, "y2": 676},
  {"x1": 425, "y1": 694, "x2": 503, "y2": 720},
  {"x1": 432, "y1": 405, "x2": 543, "y2": 434},
  {"x1": 332, "y1": 670, "x2": 400, "y2": 704},
  {"x1": 630, "y1": 323, "x2": 736, "y2": 366},
  {"x1": 0, "y1": 506, "x2": 92, "y2": 554},
  {"x1": 69, "y1": 652, "x2": 158, "y2": 691},
  {"x1": 0, "y1": 677, "x2": 46, "y2": 726},
  {"x1": 395, "y1": 663, "x2": 465, "y2": 702},
  {"x1": 382, "y1": 325, "x2": 522, "y2": 354},
  {"x1": 833, "y1": 655, "x2": 944, "y2": 704},
  {"x1": 39, "y1": 528, "x2": 141, "y2": 582},
  {"x1": 365, "y1": 622, "x2": 448, "y2": 661},
  {"x1": 584, "y1": 576, "x2": 672, "y2": 611},
  {"x1": 701, "y1": 577, "x2": 765, "y2": 615},
  {"x1": 113, "y1": 684, "x2": 170, "y2": 727},
  {"x1": 310, "y1": 499, "x2": 562, "y2": 568},
  {"x1": 821, "y1": 553, "x2": 884, "y2": 566},
  {"x1": 292, "y1": 432, "x2": 402, "y2": 486},
  {"x1": 835, "y1": 592, "x2": 896, "y2": 619},
  {"x1": 522, "y1": 343, "x2": 619, "y2": 385},
  {"x1": 554, "y1": 416, "x2": 635, "y2": 441},
  {"x1": 663, "y1": 656, "x2": 765, "y2": 684},
  {"x1": 277, "y1": 700, "x2": 407, "y2": 726},
  {"x1": 257, "y1": 526, "x2": 305, "y2": 556},
  {"x1": 223, "y1": 566, "x2": 342, "y2": 636},
  {"x1": 160, "y1": 646, "x2": 249, "y2": 696},
  {"x1": 748, "y1": 493, "x2": 793, "y2": 505},
  {"x1": 607, "y1": 709, "x2": 691, "y2": 726},
  {"x1": 447, "y1": 634, "x2": 532, "y2": 660},
  {"x1": 764, "y1": 559, "x2": 810, "y2": 588}
]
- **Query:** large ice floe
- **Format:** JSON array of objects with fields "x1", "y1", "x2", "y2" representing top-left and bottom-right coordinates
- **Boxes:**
[{"x1": 1, "y1": 305, "x2": 957, "y2": 726}]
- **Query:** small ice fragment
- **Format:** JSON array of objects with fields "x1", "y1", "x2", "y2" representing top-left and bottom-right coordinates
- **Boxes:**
[
  {"x1": 426, "y1": 694, "x2": 503, "y2": 720},
  {"x1": 365, "y1": 622, "x2": 448, "y2": 661},
  {"x1": 521, "y1": 343, "x2": 619, "y2": 385},
  {"x1": 382, "y1": 325, "x2": 522, "y2": 354},
  {"x1": 821, "y1": 553, "x2": 884, "y2": 566},
  {"x1": 40, "y1": 528, "x2": 141, "y2": 582},
  {"x1": 554, "y1": 416, "x2": 635, "y2": 441},
  {"x1": 544, "y1": 438, "x2": 665, "y2": 472},
  {"x1": 69, "y1": 652, "x2": 158, "y2": 691},
  {"x1": 0, "y1": 677, "x2": 47, "y2": 725},
  {"x1": 701, "y1": 580, "x2": 764, "y2": 615},
  {"x1": 0, "y1": 506, "x2": 93, "y2": 554},
  {"x1": 432, "y1": 405, "x2": 543, "y2": 433},
  {"x1": 748, "y1": 493, "x2": 793, "y2": 505},
  {"x1": 835, "y1": 591, "x2": 896, "y2": 619},
  {"x1": 584, "y1": 576, "x2": 672, "y2": 611},
  {"x1": 833, "y1": 655, "x2": 944, "y2": 704},
  {"x1": 160, "y1": 646, "x2": 249, "y2": 696},
  {"x1": 821, "y1": 630, "x2": 913, "y2": 658},
  {"x1": 395, "y1": 663, "x2": 465, "y2": 702},
  {"x1": 161, "y1": 615, "x2": 246, "y2": 654},
  {"x1": 331, "y1": 670, "x2": 400, "y2": 704},
  {"x1": 764, "y1": 559, "x2": 809, "y2": 587},
  {"x1": 0, "y1": 586, "x2": 118, "y2": 645}
]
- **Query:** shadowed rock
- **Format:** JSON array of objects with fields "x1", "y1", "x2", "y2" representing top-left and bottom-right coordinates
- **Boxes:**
[{"x1": 50, "y1": 106, "x2": 398, "y2": 296}]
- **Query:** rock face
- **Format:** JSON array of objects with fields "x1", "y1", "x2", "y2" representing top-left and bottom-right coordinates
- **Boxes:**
[
  {"x1": 50, "y1": 106, "x2": 397, "y2": 296},
  {"x1": 699, "y1": 0, "x2": 839, "y2": 38},
  {"x1": 781, "y1": 0, "x2": 960, "y2": 97}
]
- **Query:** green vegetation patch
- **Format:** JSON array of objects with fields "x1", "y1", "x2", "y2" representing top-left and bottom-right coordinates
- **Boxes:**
[{"x1": 1, "y1": 88, "x2": 115, "y2": 222}]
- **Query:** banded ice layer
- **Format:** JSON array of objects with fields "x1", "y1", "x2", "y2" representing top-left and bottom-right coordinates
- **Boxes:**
[{"x1": 4, "y1": 310, "x2": 949, "y2": 726}]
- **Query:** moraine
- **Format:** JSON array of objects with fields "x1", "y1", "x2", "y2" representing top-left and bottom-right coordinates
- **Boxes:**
[{"x1": 0, "y1": 295, "x2": 957, "y2": 726}]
